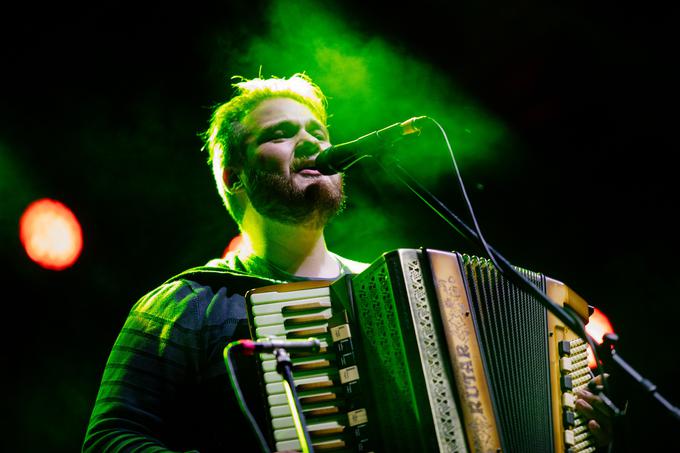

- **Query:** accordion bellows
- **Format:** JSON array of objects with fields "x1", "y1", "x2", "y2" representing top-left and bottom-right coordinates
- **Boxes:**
[{"x1": 245, "y1": 248, "x2": 597, "y2": 452}]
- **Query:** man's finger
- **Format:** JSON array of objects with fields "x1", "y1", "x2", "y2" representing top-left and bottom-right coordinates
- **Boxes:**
[
  {"x1": 575, "y1": 394, "x2": 613, "y2": 446},
  {"x1": 576, "y1": 388, "x2": 612, "y2": 418},
  {"x1": 587, "y1": 419, "x2": 611, "y2": 447},
  {"x1": 589, "y1": 372, "x2": 610, "y2": 386}
]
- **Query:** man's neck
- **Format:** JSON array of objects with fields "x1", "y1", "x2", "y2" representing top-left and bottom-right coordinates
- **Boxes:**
[{"x1": 239, "y1": 211, "x2": 340, "y2": 279}]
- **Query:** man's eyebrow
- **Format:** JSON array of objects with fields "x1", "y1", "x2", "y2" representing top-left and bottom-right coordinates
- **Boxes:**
[
  {"x1": 306, "y1": 119, "x2": 328, "y2": 133},
  {"x1": 250, "y1": 121, "x2": 295, "y2": 141},
  {"x1": 260, "y1": 120, "x2": 295, "y2": 132},
  {"x1": 259, "y1": 119, "x2": 327, "y2": 134}
]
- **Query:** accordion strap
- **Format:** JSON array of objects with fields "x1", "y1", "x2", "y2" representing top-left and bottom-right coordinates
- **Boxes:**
[{"x1": 163, "y1": 265, "x2": 284, "y2": 295}]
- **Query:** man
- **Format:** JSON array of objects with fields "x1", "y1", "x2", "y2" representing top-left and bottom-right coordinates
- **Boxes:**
[
  {"x1": 82, "y1": 73, "x2": 612, "y2": 451},
  {"x1": 82, "y1": 73, "x2": 368, "y2": 452}
]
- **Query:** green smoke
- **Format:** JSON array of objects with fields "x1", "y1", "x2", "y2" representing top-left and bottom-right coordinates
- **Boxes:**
[{"x1": 210, "y1": 0, "x2": 511, "y2": 262}]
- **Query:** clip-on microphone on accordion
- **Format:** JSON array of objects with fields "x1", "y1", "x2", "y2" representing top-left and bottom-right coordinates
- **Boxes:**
[
  {"x1": 237, "y1": 338, "x2": 322, "y2": 356},
  {"x1": 234, "y1": 338, "x2": 319, "y2": 452}
]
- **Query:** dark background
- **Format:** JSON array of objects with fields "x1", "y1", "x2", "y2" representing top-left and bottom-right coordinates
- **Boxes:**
[{"x1": 1, "y1": 1, "x2": 678, "y2": 451}]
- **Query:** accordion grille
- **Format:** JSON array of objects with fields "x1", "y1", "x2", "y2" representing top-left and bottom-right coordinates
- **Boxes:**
[
  {"x1": 351, "y1": 261, "x2": 426, "y2": 450},
  {"x1": 350, "y1": 250, "x2": 467, "y2": 451},
  {"x1": 463, "y1": 254, "x2": 553, "y2": 452}
]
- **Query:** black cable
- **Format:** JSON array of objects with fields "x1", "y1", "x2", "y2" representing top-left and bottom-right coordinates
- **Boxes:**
[
  {"x1": 431, "y1": 116, "x2": 615, "y2": 394},
  {"x1": 427, "y1": 117, "x2": 503, "y2": 276},
  {"x1": 275, "y1": 347, "x2": 314, "y2": 453},
  {"x1": 223, "y1": 341, "x2": 271, "y2": 453},
  {"x1": 381, "y1": 116, "x2": 610, "y2": 394}
]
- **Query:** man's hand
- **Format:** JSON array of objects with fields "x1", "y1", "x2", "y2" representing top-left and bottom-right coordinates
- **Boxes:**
[{"x1": 575, "y1": 374, "x2": 615, "y2": 447}]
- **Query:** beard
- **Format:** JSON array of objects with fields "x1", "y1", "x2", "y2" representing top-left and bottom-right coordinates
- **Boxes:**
[{"x1": 244, "y1": 168, "x2": 345, "y2": 229}]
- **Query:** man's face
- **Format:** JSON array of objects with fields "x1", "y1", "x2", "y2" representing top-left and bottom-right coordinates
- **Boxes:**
[{"x1": 239, "y1": 97, "x2": 344, "y2": 228}]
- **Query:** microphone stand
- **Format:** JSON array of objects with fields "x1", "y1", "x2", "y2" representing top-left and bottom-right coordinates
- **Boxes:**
[
  {"x1": 274, "y1": 347, "x2": 315, "y2": 453},
  {"x1": 373, "y1": 155, "x2": 680, "y2": 423}
]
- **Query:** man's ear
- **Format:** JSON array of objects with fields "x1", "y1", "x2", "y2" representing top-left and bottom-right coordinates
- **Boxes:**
[{"x1": 223, "y1": 167, "x2": 244, "y2": 194}]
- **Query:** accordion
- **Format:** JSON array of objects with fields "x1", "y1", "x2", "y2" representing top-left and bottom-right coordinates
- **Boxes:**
[{"x1": 244, "y1": 248, "x2": 597, "y2": 452}]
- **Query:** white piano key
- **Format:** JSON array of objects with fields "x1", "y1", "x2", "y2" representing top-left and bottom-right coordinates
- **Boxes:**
[
  {"x1": 274, "y1": 427, "x2": 300, "y2": 441},
  {"x1": 256, "y1": 323, "x2": 329, "y2": 338},
  {"x1": 307, "y1": 419, "x2": 344, "y2": 432},
  {"x1": 255, "y1": 324, "x2": 288, "y2": 337},
  {"x1": 251, "y1": 297, "x2": 331, "y2": 315},
  {"x1": 260, "y1": 354, "x2": 334, "y2": 372},
  {"x1": 265, "y1": 370, "x2": 332, "y2": 384},
  {"x1": 272, "y1": 415, "x2": 295, "y2": 429},
  {"x1": 276, "y1": 439, "x2": 301, "y2": 451},
  {"x1": 250, "y1": 287, "x2": 331, "y2": 304},
  {"x1": 267, "y1": 389, "x2": 337, "y2": 407},
  {"x1": 269, "y1": 402, "x2": 341, "y2": 419},
  {"x1": 265, "y1": 373, "x2": 333, "y2": 392},
  {"x1": 253, "y1": 307, "x2": 333, "y2": 327},
  {"x1": 268, "y1": 393, "x2": 289, "y2": 406},
  {"x1": 273, "y1": 419, "x2": 344, "y2": 442},
  {"x1": 270, "y1": 404, "x2": 292, "y2": 418}
]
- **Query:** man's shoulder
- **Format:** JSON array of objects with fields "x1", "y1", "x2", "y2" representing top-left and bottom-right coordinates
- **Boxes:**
[
  {"x1": 165, "y1": 264, "x2": 259, "y2": 286},
  {"x1": 129, "y1": 262, "x2": 277, "y2": 327},
  {"x1": 161, "y1": 261, "x2": 281, "y2": 297}
]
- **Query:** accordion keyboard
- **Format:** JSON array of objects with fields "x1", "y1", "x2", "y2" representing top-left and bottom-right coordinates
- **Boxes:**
[
  {"x1": 558, "y1": 338, "x2": 597, "y2": 453},
  {"x1": 248, "y1": 282, "x2": 370, "y2": 452}
]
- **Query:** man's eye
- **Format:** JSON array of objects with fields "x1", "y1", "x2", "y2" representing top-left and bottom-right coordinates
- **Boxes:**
[{"x1": 263, "y1": 129, "x2": 288, "y2": 142}]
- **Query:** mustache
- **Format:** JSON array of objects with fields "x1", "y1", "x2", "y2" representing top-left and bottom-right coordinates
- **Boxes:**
[{"x1": 291, "y1": 158, "x2": 318, "y2": 172}]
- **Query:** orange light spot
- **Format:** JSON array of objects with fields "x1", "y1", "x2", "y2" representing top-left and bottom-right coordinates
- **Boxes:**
[
  {"x1": 19, "y1": 198, "x2": 83, "y2": 270},
  {"x1": 585, "y1": 307, "x2": 615, "y2": 368},
  {"x1": 223, "y1": 234, "x2": 244, "y2": 258}
]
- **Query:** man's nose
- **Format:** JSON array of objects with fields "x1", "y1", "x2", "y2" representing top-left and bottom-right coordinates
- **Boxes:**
[{"x1": 295, "y1": 131, "x2": 323, "y2": 157}]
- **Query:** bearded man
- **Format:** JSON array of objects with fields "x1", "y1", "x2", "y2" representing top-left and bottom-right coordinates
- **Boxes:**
[{"x1": 82, "y1": 73, "x2": 368, "y2": 452}]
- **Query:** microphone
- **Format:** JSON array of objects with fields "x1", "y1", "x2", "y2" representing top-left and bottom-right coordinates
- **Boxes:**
[
  {"x1": 315, "y1": 116, "x2": 428, "y2": 175},
  {"x1": 237, "y1": 338, "x2": 322, "y2": 355}
]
